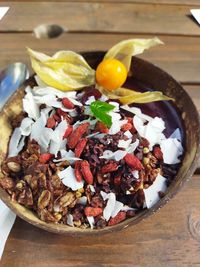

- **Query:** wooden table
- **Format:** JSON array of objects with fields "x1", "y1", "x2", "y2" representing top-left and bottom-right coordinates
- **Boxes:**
[{"x1": 1, "y1": 1, "x2": 200, "y2": 266}]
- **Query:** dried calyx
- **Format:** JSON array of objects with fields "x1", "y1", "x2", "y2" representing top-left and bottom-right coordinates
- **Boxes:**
[{"x1": 27, "y1": 37, "x2": 173, "y2": 105}]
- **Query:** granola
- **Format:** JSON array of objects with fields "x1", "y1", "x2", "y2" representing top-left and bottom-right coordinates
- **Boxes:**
[{"x1": 0, "y1": 81, "x2": 184, "y2": 229}]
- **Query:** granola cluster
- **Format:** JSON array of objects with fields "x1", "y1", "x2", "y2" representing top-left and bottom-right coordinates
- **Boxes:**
[{"x1": 0, "y1": 83, "x2": 183, "y2": 229}]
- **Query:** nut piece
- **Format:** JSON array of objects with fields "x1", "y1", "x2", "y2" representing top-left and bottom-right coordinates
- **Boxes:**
[
  {"x1": 59, "y1": 192, "x2": 76, "y2": 208},
  {"x1": 0, "y1": 177, "x2": 14, "y2": 190},
  {"x1": 7, "y1": 162, "x2": 21, "y2": 172},
  {"x1": 38, "y1": 190, "x2": 51, "y2": 209}
]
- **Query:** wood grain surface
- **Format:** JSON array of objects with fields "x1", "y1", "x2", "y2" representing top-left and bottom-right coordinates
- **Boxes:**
[
  {"x1": 1, "y1": 1, "x2": 200, "y2": 266},
  {"x1": 2, "y1": 0, "x2": 200, "y2": 5},
  {"x1": 1, "y1": 33, "x2": 200, "y2": 84},
  {"x1": 1, "y1": 174, "x2": 200, "y2": 267},
  {"x1": 0, "y1": 2, "x2": 199, "y2": 35}
]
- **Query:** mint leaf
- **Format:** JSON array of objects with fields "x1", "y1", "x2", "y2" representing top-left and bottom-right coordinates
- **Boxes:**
[{"x1": 90, "y1": 100, "x2": 115, "y2": 128}]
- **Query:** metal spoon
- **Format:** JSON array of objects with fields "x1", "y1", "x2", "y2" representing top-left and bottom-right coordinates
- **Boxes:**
[{"x1": 0, "y1": 62, "x2": 29, "y2": 109}]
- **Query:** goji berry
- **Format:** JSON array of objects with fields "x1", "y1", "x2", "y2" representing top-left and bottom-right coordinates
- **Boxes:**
[
  {"x1": 108, "y1": 211, "x2": 126, "y2": 226},
  {"x1": 39, "y1": 153, "x2": 53, "y2": 164},
  {"x1": 46, "y1": 117, "x2": 56, "y2": 129},
  {"x1": 80, "y1": 160, "x2": 93, "y2": 184},
  {"x1": 62, "y1": 97, "x2": 74, "y2": 109},
  {"x1": 101, "y1": 162, "x2": 118, "y2": 174},
  {"x1": 75, "y1": 138, "x2": 88, "y2": 157},
  {"x1": 121, "y1": 122, "x2": 132, "y2": 131},
  {"x1": 126, "y1": 117, "x2": 133, "y2": 124},
  {"x1": 53, "y1": 114, "x2": 61, "y2": 123},
  {"x1": 95, "y1": 121, "x2": 109, "y2": 134},
  {"x1": 84, "y1": 207, "x2": 103, "y2": 217},
  {"x1": 56, "y1": 108, "x2": 67, "y2": 117},
  {"x1": 74, "y1": 161, "x2": 83, "y2": 182},
  {"x1": 63, "y1": 125, "x2": 73, "y2": 139},
  {"x1": 68, "y1": 123, "x2": 89, "y2": 149},
  {"x1": 124, "y1": 154, "x2": 144, "y2": 170},
  {"x1": 153, "y1": 146, "x2": 163, "y2": 160}
]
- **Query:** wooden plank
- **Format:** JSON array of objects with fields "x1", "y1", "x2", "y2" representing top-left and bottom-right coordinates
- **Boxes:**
[
  {"x1": 67, "y1": 0, "x2": 200, "y2": 5},
  {"x1": 2, "y1": 174, "x2": 200, "y2": 267},
  {"x1": 1, "y1": 33, "x2": 200, "y2": 84},
  {"x1": 2, "y1": 0, "x2": 200, "y2": 4},
  {"x1": 0, "y1": 2, "x2": 199, "y2": 36}
]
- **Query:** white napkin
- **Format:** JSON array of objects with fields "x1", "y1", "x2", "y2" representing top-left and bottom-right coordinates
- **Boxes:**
[
  {"x1": 190, "y1": 9, "x2": 200, "y2": 25},
  {"x1": 0, "y1": 200, "x2": 16, "y2": 259},
  {"x1": 0, "y1": 7, "x2": 9, "y2": 21}
]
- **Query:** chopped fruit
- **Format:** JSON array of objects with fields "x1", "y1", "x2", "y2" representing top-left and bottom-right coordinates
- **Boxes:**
[
  {"x1": 121, "y1": 122, "x2": 132, "y2": 131},
  {"x1": 95, "y1": 121, "x2": 109, "y2": 134},
  {"x1": 84, "y1": 207, "x2": 103, "y2": 217},
  {"x1": 46, "y1": 117, "x2": 56, "y2": 128},
  {"x1": 74, "y1": 161, "x2": 83, "y2": 182},
  {"x1": 63, "y1": 125, "x2": 73, "y2": 139},
  {"x1": 153, "y1": 146, "x2": 163, "y2": 160},
  {"x1": 75, "y1": 138, "x2": 88, "y2": 157},
  {"x1": 124, "y1": 154, "x2": 144, "y2": 170},
  {"x1": 96, "y1": 58, "x2": 127, "y2": 91},
  {"x1": 108, "y1": 211, "x2": 126, "y2": 226},
  {"x1": 39, "y1": 153, "x2": 53, "y2": 164},
  {"x1": 80, "y1": 160, "x2": 94, "y2": 184},
  {"x1": 62, "y1": 97, "x2": 75, "y2": 109}
]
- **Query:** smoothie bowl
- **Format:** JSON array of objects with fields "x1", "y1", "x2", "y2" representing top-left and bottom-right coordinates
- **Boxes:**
[{"x1": 0, "y1": 38, "x2": 199, "y2": 234}]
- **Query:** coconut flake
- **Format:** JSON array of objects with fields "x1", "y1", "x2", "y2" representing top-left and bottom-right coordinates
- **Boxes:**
[
  {"x1": 33, "y1": 80, "x2": 78, "y2": 99},
  {"x1": 54, "y1": 149, "x2": 80, "y2": 164},
  {"x1": 67, "y1": 214, "x2": 74, "y2": 227},
  {"x1": 100, "y1": 149, "x2": 127, "y2": 161},
  {"x1": 118, "y1": 139, "x2": 132, "y2": 149},
  {"x1": 127, "y1": 139, "x2": 139, "y2": 153},
  {"x1": 124, "y1": 130, "x2": 133, "y2": 139},
  {"x1": 51, "y1": 120, "x2": 68, "y2": 143},
  {"x1": 108, "y1": 101, "x2": 119, "y2": 112},
  {"x1": 133, "y1": 114, "x2": 166, "y2": 150},
  {"x1": 58, "y1": 166, "x2": 84, "y2": 191},
  {"x1": 132, "y1": 170, "x2": 139, "y2": 179},
  {"x1": 121, "y1": 105, "x2": 152, "y2": 122},
  {"x1": 89, "y1": 185, "x2": 96, "y2": 193},
  {"x1": 23, "y1": 86, "x2": 40, "y2": 120},
  {"x1": 99, "y1": 94, "x2": 108, "y2": 102},
  {"x1": 49, "y1": 120, "x2": 68, "y2": 155},
  {"x1": 121, "y1": 205, "x2": 137, "y2": 212},
  {"x1": 77, "y1": 196, "x2": 87, "y2": 206},
  {"x1": 100, "y1": 150, "x2": 114, "y2": 160},
  {"x1": 170, "y1": 128, "x2": 181, "y2": 141},
  {"x1": 144, "y1": 174, "x2": 167, "y2": 209},
  {"x1": 133, "y1": 116, "x2": 145, "y2": 137},
  {"x1": 160, "y1": 138, "x2": 183, "y2": 164},
  {"x1": 114, "y1": 150, "x2": 127, "y2": 161},
  {"x1": 109, "y1": 119, "x2": 127, "y2": 135},
  {"x1": 111, "y1": 201, "x2": 124, "y2": 218},
  {"x1": 100, "y1": 191, "x2": 108, "y2": 201},
  {"x1": 30, "y1": 112, "x2": 53, "y2": 153},
  {"x1": 103, "y1": 192, "x2": 116, "y2": 221},
  {"x1": 85, "y1": 96, "x2": 96, "y2": 105},
  {"x1": 20, "y1": 117, "x2": 34, "y2": 136},
  {"x1": 94, "y1": 133, "x2": 106, "y2": 139},
  {"x1": 149, "y1": 117, "x2": 165, "y2": 133},
  {"x1": 8, "y1": 128, "x2": 26, "y2": 157},
  {"x1": 87, "y1": 216, "x2": 95, "y2": 229}
]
